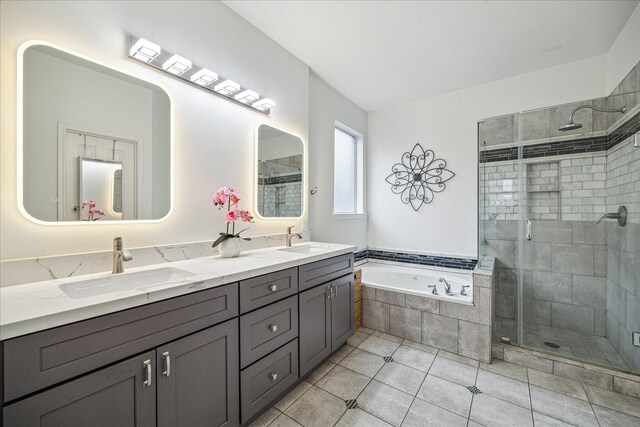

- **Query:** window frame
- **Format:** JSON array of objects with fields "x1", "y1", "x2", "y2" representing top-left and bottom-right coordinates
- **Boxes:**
[{"x1": 333, "y1": 121, "x2": 365, "y2": 218}]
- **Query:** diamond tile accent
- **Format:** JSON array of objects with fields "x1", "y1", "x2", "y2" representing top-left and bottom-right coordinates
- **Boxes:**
[
  {"x1": 345, "y1": 399, "x2": 359, "y2": 410},
  {"x1": 467, "y1": 385, "x2": 483, "y2": 395}
]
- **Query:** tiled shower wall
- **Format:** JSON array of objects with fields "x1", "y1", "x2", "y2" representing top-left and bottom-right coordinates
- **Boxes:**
[
  {"x1": 605, "y1": 137, "x2": 640, "y2": 371},
  {"x1": 479, "y1": 60, "x2": 639, "y2": 371}
]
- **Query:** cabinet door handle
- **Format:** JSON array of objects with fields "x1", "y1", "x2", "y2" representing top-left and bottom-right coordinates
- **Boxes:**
[
  {"x1": 327, "y1": 285, "x2": 332, "y2": 299},
  {"x1": 143, "y1": 359, "x2": 152, "y2": 387},
  {"x1": 269, "y1": 324, "x2": 278, "y2": 332},
  {"x1": 270, "y1": 372, "x2": 278, "y2": 381},
  {"x1": 269, "y1": 284, "x2": 277, "y2": 292},
  {"x1": 162, "y1": 351, "x2": 171, "y2": 377},
  {"x1": 333, "y1": 284, "x2": 338, "y2": 297}
]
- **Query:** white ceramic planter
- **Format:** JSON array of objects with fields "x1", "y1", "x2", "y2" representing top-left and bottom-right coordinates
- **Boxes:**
[{"x1": 218, "y1": 238, "x2": 242, "y2": 258}]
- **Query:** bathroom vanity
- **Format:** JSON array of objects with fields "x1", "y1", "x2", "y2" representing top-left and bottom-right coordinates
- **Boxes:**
[{"x1": 0, "y1": 244, "x2": 355, "y2": 426}]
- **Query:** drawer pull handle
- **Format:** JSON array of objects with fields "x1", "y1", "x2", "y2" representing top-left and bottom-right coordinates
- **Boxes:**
[
  {"x1": 270, "y1": 324, "x2": 278, "y2": 332},
  {"x1": 143, "y1": 359, "x2": 152, "y2": 387},
  {"x1": 269, "y1": 284, "x2": 277, "y2": 292},
  {"x1": 270, "y1": 372, "x2": 278, "y2": 381},
  {"x1": 162, "y1": 351, "x2": 171, "y2": 377}
]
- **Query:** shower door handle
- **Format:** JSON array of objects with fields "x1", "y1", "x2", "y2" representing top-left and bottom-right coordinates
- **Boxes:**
[{"x1": 526, "y1": 218, "x2": 532, "y2": 241}]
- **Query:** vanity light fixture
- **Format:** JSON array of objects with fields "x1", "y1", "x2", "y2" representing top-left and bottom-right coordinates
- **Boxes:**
[
  {"x1": 252, "y1": 98, "x2": 276, "y2": 112},
  {"x1": 234, "y1": 89, "x2": 259, "y2": 104},
  {"x1": 129, "y1": 37, "x2": 161, "y2": 62},
  {"x1": 162, "y1": 54, "x2": 192, "y2": 76},
  {"x1": 214, "y1": 79, "x2": 241, "y2": 96},
  {"x1": 190, "y1": 68, "x2": 218, "y2": 86},
  {"x1": 127, "y1": 35, "x2": 273, "y2": 115}
]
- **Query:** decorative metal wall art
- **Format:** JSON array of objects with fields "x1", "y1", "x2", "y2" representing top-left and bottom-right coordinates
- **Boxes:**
[{"x1": 385, "y1": 143, "x2": 455, "y2": 211}]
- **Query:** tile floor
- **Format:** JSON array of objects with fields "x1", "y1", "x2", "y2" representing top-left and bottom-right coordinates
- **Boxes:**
[
  {"x1": 250, "y1": 327, "x2": 640, "y2": 427},
  {"x1": 523, "y1": 323, "x2": 629, "y2": 370}
]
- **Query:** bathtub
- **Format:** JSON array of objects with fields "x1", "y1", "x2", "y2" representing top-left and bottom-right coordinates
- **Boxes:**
[{"x1": 360, "y1": 262, "x2": 473, "y2": 305}]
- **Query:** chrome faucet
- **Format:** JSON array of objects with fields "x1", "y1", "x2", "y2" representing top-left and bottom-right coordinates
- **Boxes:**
[
  {"x1": 285, "y1": 226, "x2": 303, "y2": 247},
  {"x1": 112, "y1": 237, "x2": 133, "y2": 274},
  {"x1": 427, "y1": 284, "x2": 438, "y2": 295},
  {"x1": 596, "y1": 206, "x2": 627, "y2": 226},
  {"x1": 439, "y1": 278, "x2": 453, "y2": 295}
]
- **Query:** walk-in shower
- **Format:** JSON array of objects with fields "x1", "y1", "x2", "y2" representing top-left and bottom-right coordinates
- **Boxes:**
[{"x1": 478, "y1": 62, "x2": 640, "y2": 373}]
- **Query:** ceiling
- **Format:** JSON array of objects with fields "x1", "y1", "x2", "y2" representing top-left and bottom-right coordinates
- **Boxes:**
[{"x1": 223, "y1": 0, "x2": 638, "y2": 112}]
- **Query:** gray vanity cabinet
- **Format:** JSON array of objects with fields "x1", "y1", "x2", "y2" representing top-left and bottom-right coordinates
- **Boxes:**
[
  {"x1": 299, "y1": 271, "x2": 355, "y2": 377},
  {"x1": 157, "y1": 319, "x2": 239, "y2": 427},
  {"x1": 2, "y1": 351, "x2": 157, "y2": 427}
]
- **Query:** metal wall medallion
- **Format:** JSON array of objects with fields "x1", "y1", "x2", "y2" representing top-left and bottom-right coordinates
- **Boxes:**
[{"x1": 385, "y1": 143, "x2": 455, "y2": 211}]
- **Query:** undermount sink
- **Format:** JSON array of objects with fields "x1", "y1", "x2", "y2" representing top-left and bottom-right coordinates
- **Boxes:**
[
  {"x1": 277, "y1": 244, "x2": 330, "y2": 254},
  {"x1": 59, "y1": 267, "x2": 197, "y2": 299}
]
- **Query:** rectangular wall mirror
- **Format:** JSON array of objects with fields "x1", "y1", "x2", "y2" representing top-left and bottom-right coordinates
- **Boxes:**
[
  {"x1": 19, "y1": 42, "x2": 172, "y2": 223},
  {"x1": 256, "y1": 125, "x2": 304, "y2": 218}
]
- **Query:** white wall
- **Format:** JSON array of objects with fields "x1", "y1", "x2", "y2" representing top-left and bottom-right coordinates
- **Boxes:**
[
  {"x1": 368, "y1": 55, "x2": 608, "y2": 258},
  {"x1": 0, "y1": 1, "x2": 309, "y2": 260},
  {"x1": 308, "y1": 73, "x2": 368, "y2": 249},
  {"x1": 606, "y1": 3, "x2": 640, "y2": 94}
]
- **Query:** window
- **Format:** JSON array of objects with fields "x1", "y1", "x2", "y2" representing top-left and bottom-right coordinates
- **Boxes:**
[{"x1": 333, "y1": 123, "x2": 364, "y2": 215}]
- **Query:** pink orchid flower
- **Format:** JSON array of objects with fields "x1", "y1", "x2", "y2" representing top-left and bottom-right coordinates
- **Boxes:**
[
  {"x1": 225, "y1": 210, "x2": 239, "y2": 223},
  {"x1": 237, "y1": 210, "x2": 254, "y2": 223}
]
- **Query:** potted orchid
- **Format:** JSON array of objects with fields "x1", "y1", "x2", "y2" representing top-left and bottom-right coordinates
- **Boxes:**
[
  {"x1": 212, "y1": 187, "x2": 254, "y2": 257},
  {"x1": 81, "y1": 200, "x2": 105, "y2": 221}
]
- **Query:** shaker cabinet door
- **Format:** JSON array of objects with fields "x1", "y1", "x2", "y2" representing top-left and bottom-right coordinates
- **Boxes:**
[
  {"x1": 3, "y1": 351, "x2": 156, "y2": 427},
  {"x1": 298, "y1": 283, "x2": 332, "y2": 377},
  {"x1": 331, "y1": 274, "x2": 355, "y2": 351},
  {"x1": 157, "y1": 319, "x2": 239, "y2": 427}
]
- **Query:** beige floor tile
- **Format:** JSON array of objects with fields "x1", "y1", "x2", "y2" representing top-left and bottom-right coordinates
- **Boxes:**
[
  {"x1": 479, "y1": 359, "x2": 528, "y2": 382},
  {"x1": 429, "y1": 355, "x2": 478, "y2": 386},
  {"x1": 373, "y1": 362, "x2": 425, "y2": 395},
  {"x1": 402, "y1": 398, "x2": 467, "y2": 427},
  {"x1": 584, "y1": 385, "x2": 640, "y2": 418},
  {"x1": 358, "y1": 380, "x2": 413, "y2": 427},
  {"x1": 530, "y1": 385, "x2": 598, "y2": 426},
  {"x1": 330, "y1": 345, "x2": 355, "y2": 363},
  {"x1": 391, "y1": 345, "x2": 436, "y2": 372},
  {"x1": 248, "y1": 407, "x2": 281, "y2": 427},
  {"x1": 470, "y1": 393, "x2": 533, "y2": 427},
  {"x1": 284, "y1": 386, "x2": 346, "y2": 427},
  {"x1": 592, "y1": 404, "x2": 640, "y2": 427},
  {"x1": 335, "y1": 408, "x2": 392, "y2": 427},
  {"x1": 305, "y1": 360, "x2": 336, "y2": 384},
  {"x1": 274, "y1": 381, "x2": 312, "y2": 411},
  {"x1": 416, "y1": 375, "x2": 472, "y2": 418},
  {"x1": 340, "y1": 348, "x2": 386, "y2": 377},
  {"x1": 527, "y1": 368, "x2": 587, "y2": 400},
  {"x1": 358, "y1": 335, "x2": 401, "y2": 357},
  {"x1": 316, "y1": 365, "x2": 370, "y2": 400},
  {"x1": 476, "y1": 369, "x2": 531, "y2": 408}
]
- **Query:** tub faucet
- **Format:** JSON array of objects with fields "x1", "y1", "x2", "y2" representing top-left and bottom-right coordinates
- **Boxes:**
[
  {"x1": 112, "y1": 237, "x2": 133, "y2": 274},
  {"x1": 439, "y1": 278, "x2": 453, "y2": 295},
  {"x1": 285, "y1": 226, "x2": 303, "y2": 247},
  {"x1": 427, "y1": 285, "x2": 438, "y2": 295}
]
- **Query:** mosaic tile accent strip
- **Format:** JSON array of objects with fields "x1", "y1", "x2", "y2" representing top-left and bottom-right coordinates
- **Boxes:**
[
  {"x1": 355, "y1": 249, "x2": 477, "y2": 271},
  {"x1": 383, "y1": 356, "x2": 394, "y2": 363}
]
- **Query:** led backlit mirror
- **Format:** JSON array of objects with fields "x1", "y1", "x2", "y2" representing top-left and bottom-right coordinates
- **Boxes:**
[
  {"x1": 20, "y1": 42, "x2": 172, "y2": 223},
  {"x1": 256, "y1": 125, "x2": 304, "y2": 218}
]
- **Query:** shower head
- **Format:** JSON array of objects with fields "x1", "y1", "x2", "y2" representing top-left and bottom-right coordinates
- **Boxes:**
[
  {"x1": 559, "y1": 122, "x2": 582, "y2": 131},
  {"x1": 559, "y1": 105, "x2": 626, "y2": 132}
]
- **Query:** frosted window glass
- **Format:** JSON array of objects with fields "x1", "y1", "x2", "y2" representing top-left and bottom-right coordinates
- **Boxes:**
[{"x1": 334, "y1": 128, "x2": 357, "y2": 213}]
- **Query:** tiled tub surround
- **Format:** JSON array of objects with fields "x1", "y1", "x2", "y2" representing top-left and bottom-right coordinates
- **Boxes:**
[
  {"x1": 361, "y1": 266, "x2": 494, "y2": 363},
  {"x1": 251, "y1": 327, "x2": 640, "y2": 427},
  {"x1": 0, "y1": 241, "x2": 352, "y2": 340},
  {"x1": 0, "y1": 231, "x2": 309, "y2": 288}
]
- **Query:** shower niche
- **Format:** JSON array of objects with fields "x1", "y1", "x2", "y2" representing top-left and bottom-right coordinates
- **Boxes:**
[{"x1": 524, "y1": 161, "x2": 560, "y2": 220}]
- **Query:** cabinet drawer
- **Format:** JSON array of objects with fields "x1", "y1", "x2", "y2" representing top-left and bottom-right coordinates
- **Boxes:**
[
  {"x1": 299, "y1": 253, "x2": 354, "y2": 291},
  {"x1": 240, "y1": 295, "x2": 298, "y2": 368},
  {"x1": 240, "y1": 267, "x2": 298, "y2": 313},
  {"x1": 3, "y1": 282, "x2": 239, "y2": 402},
  {"x1": 240, "y1": 339, "x2": 298, "y2": 423}
]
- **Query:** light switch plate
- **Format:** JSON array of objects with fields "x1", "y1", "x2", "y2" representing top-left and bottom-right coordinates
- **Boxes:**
[{"x1": 633, "y1": 331, "x2": 640, "y2": 347}]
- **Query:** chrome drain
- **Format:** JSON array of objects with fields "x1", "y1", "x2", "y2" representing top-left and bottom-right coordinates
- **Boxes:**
[
  {"x1": 544, "y1": 341, "x2": 560, "y2": 349},
  {"x1": 383, "y1": 356, "x2": 394, "y2": 363}
]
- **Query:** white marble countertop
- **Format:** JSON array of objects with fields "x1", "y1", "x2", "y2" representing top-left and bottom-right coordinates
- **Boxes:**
[{"x1": 0, "y1": 242, "x2": 356, "y2": 340}]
